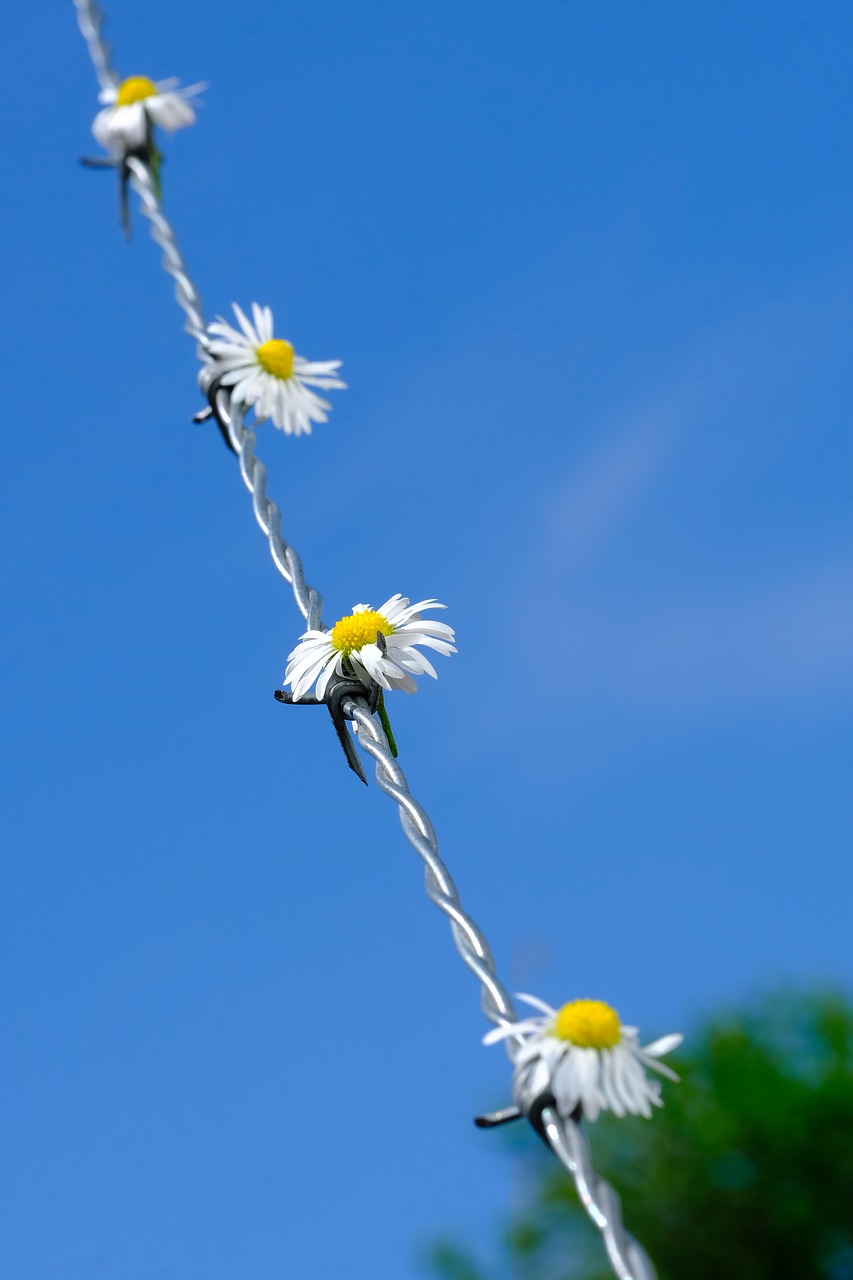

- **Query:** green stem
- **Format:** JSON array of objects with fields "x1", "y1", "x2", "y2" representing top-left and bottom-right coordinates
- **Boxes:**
[
  {"x1": 149, "y1": 143, "x2": 163, "y2": 199},
  {"x1": 376, "y1": 692, "x2": 399, "y2": 758}
]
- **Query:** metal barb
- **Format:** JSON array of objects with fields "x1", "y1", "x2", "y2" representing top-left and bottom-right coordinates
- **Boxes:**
[
  {"x1": 274, "y1": 679, "x2": 381, "y2": 785},
  {"x1": 80, "y1": 151, "x2": 133, "y2": 236},
  {"x1": 474, "y1": 1105, "x2": 522, "y2": 1128},
  {"x1": 72, "y1": 7, "x2": 661, "y2": 1275},
  {"x1": 202, "y1": 375, "x2": 239, "y2": 453},
  {"x1": 81, "y1": 127, "x2": 160, "y2": 239},
  {"x1": 477, "y1": 1082, "x2": 568, "y2": 1141}
]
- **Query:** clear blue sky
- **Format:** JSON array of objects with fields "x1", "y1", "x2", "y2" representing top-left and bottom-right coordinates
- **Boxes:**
[{"x1": 2, "y1": 2, "x2": 852, "y2": 1277}]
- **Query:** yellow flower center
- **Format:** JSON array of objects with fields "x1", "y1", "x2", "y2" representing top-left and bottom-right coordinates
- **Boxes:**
[
  {"x1": 552, "y1": 1000, "x2": 621, "y2": 1049},
  {"x1": 116, "y1": 76, "x2": 158, "y2": 107},
  {"x1": 331, "y1": 610, "x2": 392, "y2": 656},
  {"x1": 256, "y1": 339, "x2": 295, "y2": 381}
]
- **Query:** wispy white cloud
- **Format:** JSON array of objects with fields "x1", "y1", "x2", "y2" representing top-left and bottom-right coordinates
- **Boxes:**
[
  {"x1": 541, "y1": 267, "x2": 853, "y2": 580},
  {"x1": 544, "y1": 557, "x2": 853, "y2": 723},
  {"x1": 544, "y1": 385, "x2": 696, "y2": 570},
  {"x1": 511, "y1": 279, "x2": 853, "y2": 726}
]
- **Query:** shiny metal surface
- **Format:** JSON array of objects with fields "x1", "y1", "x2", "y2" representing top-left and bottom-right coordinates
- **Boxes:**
[
  {"x1": 73, "y1": 5, "x2": 659, "y2": 1275},
  {"x1": 73, "y1": 0, "x2": 117, "y2": 92},
  {"x1": 541, "y1": 1107, "x2": 658, "y2": 1280}
]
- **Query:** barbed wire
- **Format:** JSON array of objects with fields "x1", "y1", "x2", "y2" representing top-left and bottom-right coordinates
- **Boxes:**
[
  {"x1": 73, "y1": 0, "x2": 117, "y2": 92},
  {"x1": 125, "y1": 158, "x2": 206, "y2": 349},
  {"x1": 71, "y1": 3, "x2": 659, "y2": 1275}
]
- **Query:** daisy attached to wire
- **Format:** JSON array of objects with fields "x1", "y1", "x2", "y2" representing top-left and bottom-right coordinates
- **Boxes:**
[
  {"x1": 484, "y1": 995, "x2": 682, "y2": 1123},
  {"x1": 92, "y1": 76, "x2": 204, "y2": 154},
  {"x1": 202, "y1": 304, "x2": 345, "y2": 436},
  {"x1": 284, "y1": 595, "x2": 456, "y2": 755},
  {"x1": 84, "y1": 75, "x2": 204, "y2": 234}
]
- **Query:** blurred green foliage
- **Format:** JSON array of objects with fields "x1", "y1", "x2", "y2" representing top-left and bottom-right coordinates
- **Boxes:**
[{"x1": 426, "y1": 991, "x2": 853, "y2": 1280}]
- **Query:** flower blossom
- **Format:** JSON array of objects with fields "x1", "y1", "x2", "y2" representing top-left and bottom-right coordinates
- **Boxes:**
[
  {"x1": 285, "y1": 595, "x2": 456, "y2": 701},
  {"x1": 93, "y1": 75, "x2": 204, "y2": 152},
  {"x1": 202, "y1": 303, "x2": 345, "y2": 435},
  {"x1": 484, "y1": 995, "x2": 682, "y2": 1122}
]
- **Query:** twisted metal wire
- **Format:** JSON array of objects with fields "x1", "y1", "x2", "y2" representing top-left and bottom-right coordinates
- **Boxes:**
[
  {"x1": 125, "y1": 158, "x2": 207, "y2": 349},
  {"x1": 541, "y1": 1107, "x2": 657, "y2": 1280},
  {"x1": 73, "y1": 0, "x2": 117, "y2": 91},
  {"x1": 72, "y1": 5, "x2": 658, "y2": 1275},
  {"x1": 202, "y1": 389, "x2": 326, "y2": 630},
  {"x1": 345, "y1": 701, "x2": 517, "y2": 1027}
]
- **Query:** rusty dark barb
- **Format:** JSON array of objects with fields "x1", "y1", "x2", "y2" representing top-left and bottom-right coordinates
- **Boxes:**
[
  {"x1": 191, "y1": 376, "x2": 238, "y2": 454},
  {"x1": 473, "y1": 1105, "x2": 522, "y2": 1129},
  {"x1": 275, "y1": 676, "x2": 382, "y2": 785}
]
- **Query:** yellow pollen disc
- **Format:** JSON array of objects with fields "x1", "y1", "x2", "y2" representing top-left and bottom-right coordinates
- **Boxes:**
[
  {"x1": 331, "y1": 611, "x2": 392, "y2": 655},
  {"x1": 256, "y1": 339, "x2": 295, "y2": 381},
  {"x1": 552, "y1": 1000, "x2": 621, "y2": 1049},
  {"x1": 116, "y1": 76, "x2": 158, "y2": 107}
]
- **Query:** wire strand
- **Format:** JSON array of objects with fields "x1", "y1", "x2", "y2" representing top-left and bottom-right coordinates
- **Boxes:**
[
  {"x1": 72, "y1": 5, "x2": 658, "y2": 1274},
  {"x1": 73, "y1": 0, "x2": 118, "y2": 92}
]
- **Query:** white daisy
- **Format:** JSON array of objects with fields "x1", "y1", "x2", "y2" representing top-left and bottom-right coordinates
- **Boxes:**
[
  {"x1": 484, "y1": 996, "x2": 683, "y2": 1123},
  {"x1": 93, "y1": 76, "x2": 204, "y2": 152},
  {"x1": 202, "y1": 303, "x2": 345, "y2": 436},
  {"x1": 285, "y1": 595, "x2": 456, "y2": 702}
]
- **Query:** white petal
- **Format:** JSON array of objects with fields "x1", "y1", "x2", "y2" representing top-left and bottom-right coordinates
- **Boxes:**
[
  {"x1": 515, "y1": 994, "x2": 558, "y2": 1018},
  {"x1": 642, "y1": 1033, "x2": 683, "y2": 1058},
  {"x1": 377, "y1": 594, "x2": 408, "y2": 622},
  {"x1": 315, "y1": 656, "x2": 340, "y2": 701},
  {"x1": 147, "y1": 93, "x2": 195, "y2": 131},
  {"x1": 601, "y1": 1049, "x2": 626, "y2": 1117},
  {"x1": 639, "y1": 1053, "x2": 681, "y2": 1083},
  {"x1": 232, "y1": 304, "x2": 260, "y2": 345}
]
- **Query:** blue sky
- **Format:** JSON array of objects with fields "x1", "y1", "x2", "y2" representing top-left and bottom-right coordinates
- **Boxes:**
[{"x1": 2, "y1": 1, "x2": 852, "y2": 1277}]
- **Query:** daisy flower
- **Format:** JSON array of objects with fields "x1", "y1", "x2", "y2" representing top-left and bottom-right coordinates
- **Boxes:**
[
  {"x1": 93, "y1": 76, "x2": 204, "y2": 152},
  {"x1": 285, "y1": 595, "x2": 456, "y2": 702},
  {"x1": 202, "y1": 304, "x2": 345, "y2": 435},
  {"x1": 484, "y1": 995, "x2": 683, "y2": 1123}
]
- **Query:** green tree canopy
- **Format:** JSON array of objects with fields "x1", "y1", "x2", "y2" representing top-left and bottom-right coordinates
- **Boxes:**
[{"x1": 428, "y1": 991, "x2": 853, "y2": 1280}]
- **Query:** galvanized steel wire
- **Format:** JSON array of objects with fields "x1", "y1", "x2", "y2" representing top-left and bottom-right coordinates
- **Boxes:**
[
  {"x1": 72, "y1": 4, "x2": 659, "y2": 1275},
  {"x1": 74, "y1": 0, "x2": 116, "y2": 91}
]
